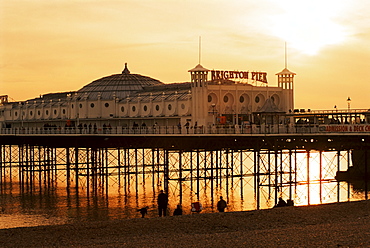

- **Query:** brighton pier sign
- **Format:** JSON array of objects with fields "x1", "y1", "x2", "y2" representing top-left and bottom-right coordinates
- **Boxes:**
[{"x1": 211, "y1": 70, "x2": 268, "y2": 83}]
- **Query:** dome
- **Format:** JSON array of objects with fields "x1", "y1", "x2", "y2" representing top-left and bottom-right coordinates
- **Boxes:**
[{"x1": 75, "y1": 63, "x2": 163, "y2": 100}]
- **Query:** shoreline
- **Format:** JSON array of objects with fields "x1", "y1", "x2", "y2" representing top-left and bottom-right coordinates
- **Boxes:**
[{"x1": 1, "y1": 200, "x2": 370, "y2": 247}]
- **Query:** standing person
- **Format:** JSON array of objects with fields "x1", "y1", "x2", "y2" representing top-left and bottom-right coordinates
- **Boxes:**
[
  {"x1": 217, "y1": 196, "x2": 227, "y2": 212},
  {"x1": 157, "y1": 190, "x2": 168, "y2": 217},
  {"x1": 184, "y1": 121, "x2": 190, "y2": 134},
  {"x1": 177, "y1": 122, "x2": 182, "y2": 134}
]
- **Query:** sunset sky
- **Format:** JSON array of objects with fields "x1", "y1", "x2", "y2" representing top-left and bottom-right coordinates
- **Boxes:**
[{"x1": 1, "y1": 0, "x2": 369, "y2": 110}]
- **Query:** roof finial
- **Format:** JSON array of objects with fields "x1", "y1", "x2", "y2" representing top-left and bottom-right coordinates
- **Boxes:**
[{"x1": 122, "y1": 63, "x2": 130, "y2": 74}]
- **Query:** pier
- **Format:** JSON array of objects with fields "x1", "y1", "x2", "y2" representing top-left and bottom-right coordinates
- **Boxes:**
[
  {"x1": 1, "y1": 63, "x2": 369, "y2": 215},
  {"x1": 1, "y1": 122, "x2": 369, "y2": 211}
]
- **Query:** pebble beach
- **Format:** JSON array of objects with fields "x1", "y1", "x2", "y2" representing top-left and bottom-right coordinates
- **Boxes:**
[{"x1": 1, "y1": 200, "x2": 370, "y2": 247}]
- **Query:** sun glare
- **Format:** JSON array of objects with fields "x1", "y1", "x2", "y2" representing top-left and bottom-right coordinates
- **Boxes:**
[{"x1": 270, "y1": 0, "x2": 349, "y2": 55}]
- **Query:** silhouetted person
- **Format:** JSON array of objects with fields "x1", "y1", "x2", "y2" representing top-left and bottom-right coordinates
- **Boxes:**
[
  {"x1": 217, "y1": 196, "x2": 227, "y2": 212},
  {"x1": 173, "y1": 205, "x2": 183, "y2": 216},
  {"x1": 157, "y1": 190, "x2": 168, "y2": 217},
  {"x1": 287, "y1": 199, "x2": 294, "y2": 206},
  {"x1": 177, "y1": 122, "x2": 182, "y2": 133},
  {"x1": 276, "y1": 197, "x2": 287, "y2": 207},
  {"x1": 184, "y1": 121, "x2": 190, "y2": 133},
  {"x1": 93, "y1": 123, "x2": 97, "y2": 134},
  {"x1": 138, "y1": 206, "x2": 148, "y2": 218},
  {"x1": 141, "y1": 122, "x2": 147, "y2": 133}
]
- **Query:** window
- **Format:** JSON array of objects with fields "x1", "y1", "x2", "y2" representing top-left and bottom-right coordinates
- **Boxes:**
[
  {"x1": 181, "y1": 104, "x2": 185, "y2": 109},
  {"x1": 143, "y1": 105, "x2": 147, "y2": 111},
  {"x1": 54, "y1": 110, "x2": 57, "y2": 115},
  {"x1": 223, "y1": 95, "x2": 229, "y2": 103},
  {"x1": 62, "y1": 109, "x2": 66, "y2": 114},
  {"x1": 90, "y1": 103, "x2": 95, "y2": 108},
  {"x1": 121, "y1": 106, "x2": 125, "y2": 112},
  {"x1": 132, "y1": 106, "x2": 136, "y2": 112},
  {"x1": 168, "y1": 104, "x2": 172, "y2": 110},
  {"x1": 208, "y1": 95, "x2": 212, "y2": 102},
  {"x1": 79, "y1": 103, "x2": 82, "y2": 108},
  {"x1": 240, "y1": 96, "x2": 244, "y2": 103},
  {"x1": 105, "y1": 103, "x2": 109, "y2": 108},
  {"x1": 156, "y1": 105, "x2": 160, "y2": 111},
  {"x1": 255, "y1": 96, "x2": 260, "y2": 103},
  {"x1": 45, "y1": 110, "x2": 49, "y2": 115}
]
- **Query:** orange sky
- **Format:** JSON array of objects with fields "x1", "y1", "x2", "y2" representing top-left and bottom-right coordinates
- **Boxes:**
[{"x1": 1, "y1": 0, "x2": 369, "y2": 110}]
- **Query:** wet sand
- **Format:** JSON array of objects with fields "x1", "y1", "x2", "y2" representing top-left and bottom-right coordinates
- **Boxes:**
[{"x1": 1, "y1": 200, "x2": 370, "y2": 247}]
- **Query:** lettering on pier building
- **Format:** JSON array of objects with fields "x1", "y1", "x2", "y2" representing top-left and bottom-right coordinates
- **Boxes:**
[
  {"x1": 211, "y1": 70, "x2": 268, "y2": 83},
  {"x1": 324, "y1": 125, "x2": 370, "y2": 132}
]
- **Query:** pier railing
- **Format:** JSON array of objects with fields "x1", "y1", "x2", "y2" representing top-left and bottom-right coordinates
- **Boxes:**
[{"x1": 2, "y1": 123, "x2": 370, "y2": 135}]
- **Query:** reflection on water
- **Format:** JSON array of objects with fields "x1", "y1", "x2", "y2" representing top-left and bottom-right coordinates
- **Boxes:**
[
  {"x1": 0, "y1": 149, "x2": 369, "y2": 229},
  {"x1": 0, "y1": 214, "x2": 68, "y2": 229}
]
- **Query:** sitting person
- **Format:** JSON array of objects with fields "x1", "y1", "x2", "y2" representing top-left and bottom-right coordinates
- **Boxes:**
[
  {"x1": 173, "y1": 205, "x2": 183, "y2": 216},
  {"x1": 275, "y1": 197, "x2": 287, "y2": 207},
  {"x1": 287, "y1": 199, "x2": 294, "y2": 206}
]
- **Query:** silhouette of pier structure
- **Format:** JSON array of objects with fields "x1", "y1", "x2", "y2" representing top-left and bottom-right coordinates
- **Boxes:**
[{"x1": 1, "y1": 123, "x2": 369, "y2": 210}]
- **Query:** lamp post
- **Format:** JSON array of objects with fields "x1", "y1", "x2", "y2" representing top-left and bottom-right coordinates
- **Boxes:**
[
  {"x1": 211, "y1": 103, "x2": 216, "y2": 125},
  {"x1": 347, "y1": 97, "x2": 351, "y2": 124},
  {"x1": 347, "y1": 97, "x2": 351, "y2": 112}
]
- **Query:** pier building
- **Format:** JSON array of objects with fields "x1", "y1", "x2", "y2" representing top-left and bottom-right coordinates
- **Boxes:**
[{"x1": 0, "y1": 63, "x2": 295, "y2": 130}]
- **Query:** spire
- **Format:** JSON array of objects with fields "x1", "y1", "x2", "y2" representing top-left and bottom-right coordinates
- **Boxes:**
[
  {"x1": 285, "y1": 41, "x2": 287, "y2": 69},
  {"x1": 122, "y1": 63, "x2": 130, "y2": 74},
  {"x1": 199, "y1": 36, "x2": 201, "y2": 65},
  {"x1": 276, "y1": 42, "x2": 295, "y2": 76}
]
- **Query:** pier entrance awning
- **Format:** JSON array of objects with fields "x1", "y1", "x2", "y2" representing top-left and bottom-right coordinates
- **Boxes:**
[{"x1": 253, "y1": 98, "x2": 286, "y2": 125}]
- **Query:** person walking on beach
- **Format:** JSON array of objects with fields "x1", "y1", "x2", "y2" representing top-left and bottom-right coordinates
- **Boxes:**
[
  {"x1": 217, "y1": 196, "x2": 227, "y2": 212},
  {"x1": 157, "y1": 190, "x2": 168, "y2": 217}
]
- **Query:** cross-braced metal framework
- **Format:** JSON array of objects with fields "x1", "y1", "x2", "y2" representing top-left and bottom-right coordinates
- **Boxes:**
[{"x1": 1, "y1": 143, "x2": 369, "y2": 214}]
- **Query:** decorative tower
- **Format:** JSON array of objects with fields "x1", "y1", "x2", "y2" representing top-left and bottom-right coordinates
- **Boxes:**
[
  {"x1": 188, "y1": 64, "x2": 209, "y2": 125},
  {"x1": 276, "y1": 68, "x2": 296, "y2": 112}
]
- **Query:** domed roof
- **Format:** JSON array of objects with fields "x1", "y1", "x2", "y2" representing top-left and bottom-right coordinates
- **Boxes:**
[{"x1": 75, "y1": 63, "x2": 163, "y2": 100}]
